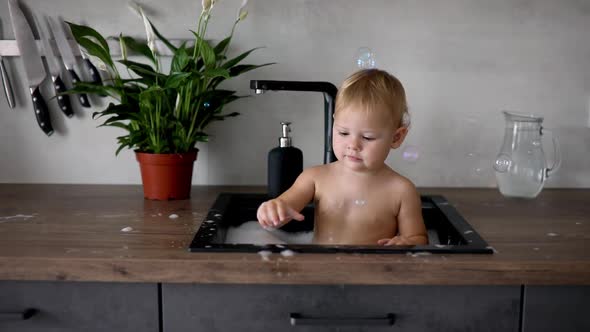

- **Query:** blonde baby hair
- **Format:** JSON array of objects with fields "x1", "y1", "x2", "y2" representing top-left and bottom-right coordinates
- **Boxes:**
[{"x1": 335, "y1": 69, "x2": 409, "y2": 128}]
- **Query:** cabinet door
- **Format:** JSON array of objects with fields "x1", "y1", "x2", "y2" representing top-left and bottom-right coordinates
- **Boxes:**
[
  {"x1": 0, "y1": 281, "x2": 158, "y2": 332},
  {"x1": 523, "y1": 286, "x2": 590, "y2": 332},
  {"x1": 163, "y1": 284, "x2": 520, "y2": 332}
]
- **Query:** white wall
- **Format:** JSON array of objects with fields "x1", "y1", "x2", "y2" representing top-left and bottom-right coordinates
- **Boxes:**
[{"x1": 1, "y1": 0, "x2": 589, "y2": 187}]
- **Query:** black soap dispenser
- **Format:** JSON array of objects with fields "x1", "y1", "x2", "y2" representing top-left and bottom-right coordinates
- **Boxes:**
[{"x1": 268, "y1": 122, "x2": 303, "y2": 198}]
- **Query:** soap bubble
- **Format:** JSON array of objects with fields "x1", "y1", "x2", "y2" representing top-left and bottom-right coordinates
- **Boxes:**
[
  {"x1": 402, "y1": 145, "x2": 420, "y2": 163},
  {"x1": 473, "y1": 167, "x2": 485, "y2": 176},
  {"x1": 493, "y1": 154, "x2": 512, "y2": 172},
  {"x1": 355, "y1": 47, "x2": 376, "y2": 69}
]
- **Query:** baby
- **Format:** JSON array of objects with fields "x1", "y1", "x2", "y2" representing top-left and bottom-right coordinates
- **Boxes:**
[{"x1": 257, "y1": 69, "x2": 428, "y2": 246}]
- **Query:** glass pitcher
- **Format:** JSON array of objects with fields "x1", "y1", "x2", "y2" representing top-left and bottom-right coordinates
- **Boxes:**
[{"x1": 493, "y1": 111, "x2": 561, "y2": 198}]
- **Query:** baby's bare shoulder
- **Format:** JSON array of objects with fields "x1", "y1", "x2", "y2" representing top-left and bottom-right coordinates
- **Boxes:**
[
  {"x1": 302, "y1": 163, "x2": 333, "y2": 178},
  {"x1": 383, "y1": 170, "x2": 418, "y2": 195}
]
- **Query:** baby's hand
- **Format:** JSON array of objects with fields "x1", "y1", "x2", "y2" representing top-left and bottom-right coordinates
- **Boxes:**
[
  {"x1": 377, "y1": 235, "x2": 415, "y2": 246},
  {"x1": 257, "y1": 198, "x2": 305, "y2": 228}
]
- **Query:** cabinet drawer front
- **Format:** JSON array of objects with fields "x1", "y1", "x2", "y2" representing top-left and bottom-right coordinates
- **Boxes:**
[
  {"x1": 163, "y1": 284, "x2": 520, "y2": 332},
  {"x1": 523, "y1": 286, "x2": 590, "y2": 332},
  {"x1": 0, "y1": 281, "x2": 158, "y2": 332}
]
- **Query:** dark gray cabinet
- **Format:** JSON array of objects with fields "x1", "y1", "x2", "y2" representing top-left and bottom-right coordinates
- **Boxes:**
[
  {"x1": 162, "y1": 284, "x2": 520, "y2": 332},
  {"x1": 523, "y1": 286, "x2": 590, "y2": 332},
  {"x1": 0, "y1": 281, "x2": 158, "y2": 332}
]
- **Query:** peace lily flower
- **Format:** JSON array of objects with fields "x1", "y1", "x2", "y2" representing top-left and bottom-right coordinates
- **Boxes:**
[
  {"x1": 202, "y1": 0, "x2": 212, "y2": 12},
  {"x1": 128, "y1": 1, "x2": 158, "y2": 62},
  {"x1": 237, "y1": 0, "x2": 248, "y2": 22}
]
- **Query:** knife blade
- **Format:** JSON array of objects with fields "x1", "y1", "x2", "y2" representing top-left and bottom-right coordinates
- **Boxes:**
[
  {"x1": 0, "y1": 55, "x2": 15, "y2": 109},
  {"x1": 48, "y1": 16, "x2": 91, "y2": 108},
  {"x1": 8, "y1": 0, "x2": 53, "y2": 136},
  {"x1": 0, "y1": 18, "x2": 15, "y2": 109},
  {"x1": 65, "y1": 19, "x2": 104, "y2": 87},
  {"x1": 36, "y1": 14, "x2": 73, "y2": 118}
]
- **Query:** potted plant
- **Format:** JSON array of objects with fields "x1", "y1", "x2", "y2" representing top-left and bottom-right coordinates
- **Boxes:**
[{"x1": 66, "y1": 0, "x2": 271, "y2": 200}]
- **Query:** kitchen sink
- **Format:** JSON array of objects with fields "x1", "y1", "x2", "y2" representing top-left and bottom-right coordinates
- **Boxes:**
[{"x1": 189, "y1": 193, "x2": 493, "y2": 254}]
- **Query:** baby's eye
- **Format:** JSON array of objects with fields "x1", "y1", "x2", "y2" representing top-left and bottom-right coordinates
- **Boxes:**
[
  {"x1": 338, "y1": 132, "x2": 349, "y2": 136},
  {"x1": 363, "y1": 136, "x2": 376, "y2": 141}
]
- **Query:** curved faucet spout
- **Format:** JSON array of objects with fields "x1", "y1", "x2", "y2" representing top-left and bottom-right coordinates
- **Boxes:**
[{"x1": 250, "y1": 80, "x2": 338, "y2": 164}]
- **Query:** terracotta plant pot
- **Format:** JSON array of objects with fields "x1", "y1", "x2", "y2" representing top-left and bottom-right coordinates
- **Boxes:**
[{"x1": 135, "y1": 150, "x2": 198, "y2": 200}]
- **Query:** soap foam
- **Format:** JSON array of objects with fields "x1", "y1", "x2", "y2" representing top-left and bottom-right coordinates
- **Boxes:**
[
  {"x1": 225, "y1": 221, "x2": 313, "y2": 245},
  {"x1": 224, "y1": 221, "x2": 441, "y2": 245}
]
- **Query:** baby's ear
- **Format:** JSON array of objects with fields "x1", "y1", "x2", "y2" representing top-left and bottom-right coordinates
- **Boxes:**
[{"x1": 391, "y1": 127, "x2": 409, "y2": 149}]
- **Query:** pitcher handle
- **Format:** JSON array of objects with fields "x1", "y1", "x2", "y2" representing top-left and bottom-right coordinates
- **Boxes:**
[{"x1": 542, "y1": 128, "x2": 561, "y2": 178}]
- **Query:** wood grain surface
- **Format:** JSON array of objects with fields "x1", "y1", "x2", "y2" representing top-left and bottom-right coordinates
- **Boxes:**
[{"x1": 0, "y1": 184, "x2": 588, "y2": 285}]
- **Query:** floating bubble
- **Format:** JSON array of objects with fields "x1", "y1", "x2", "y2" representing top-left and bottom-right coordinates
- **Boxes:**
[
  {"x1": 493, "y1": 154, "x2": 511, "y2": 172},
  {"x1": 473, "y1": 167, "x2": 484, "y2": 176},
  {"x1": 402, "y1": 145, "x2": 420, "y2": 163},
  {"x1": 355, "y1": 47, "x2": 376, "y2": 69}
]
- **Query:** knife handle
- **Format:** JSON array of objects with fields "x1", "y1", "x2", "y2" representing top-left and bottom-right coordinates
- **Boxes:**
[
  {"x1": 53, "y1": 75, "x2": 74, "y2": 118},
  {"x1": 67, "y1": 69, "x2": 91, "y2": 108},
  {"x1": 30, "y1": 87, "x2": 54, "y2": 136},
  {"x1": 83, "y1": 58, "x2": 103, "y2": 86},
  {"x1": 0, "y1": 58, "x2": 15, "y2": 109}
]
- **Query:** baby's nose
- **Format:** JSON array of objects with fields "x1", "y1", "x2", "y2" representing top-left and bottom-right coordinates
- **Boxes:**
[{"x1": 347, "y1": 137, "x2": 361, "y2": 150}]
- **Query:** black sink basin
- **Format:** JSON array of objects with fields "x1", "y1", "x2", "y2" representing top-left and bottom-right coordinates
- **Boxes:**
[{"x1": 189, "y1": 193, "x2": 493, "y2": 254}]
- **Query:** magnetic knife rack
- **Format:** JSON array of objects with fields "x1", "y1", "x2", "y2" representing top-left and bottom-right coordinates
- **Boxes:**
[{"x1": 0, "y1": 39, "x2": 185, "y2": 57}]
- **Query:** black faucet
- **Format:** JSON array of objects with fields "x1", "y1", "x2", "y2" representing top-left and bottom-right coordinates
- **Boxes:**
[{"x1": 250, "y1": 80, "x2": 338, "y2": 164}]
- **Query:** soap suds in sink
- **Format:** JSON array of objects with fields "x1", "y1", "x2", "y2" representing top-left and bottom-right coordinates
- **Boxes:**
[
  {"x1": 225, "y1": 221, "x2": 313, "y2": 245},
  {"x1": 224, "y1": 221, "x2": 441, "y2": 246}
]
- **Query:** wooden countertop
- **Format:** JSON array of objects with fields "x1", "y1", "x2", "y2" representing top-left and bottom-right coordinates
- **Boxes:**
[{"x1": 0, "y1": 184, "x2": 588, "y2": 285}]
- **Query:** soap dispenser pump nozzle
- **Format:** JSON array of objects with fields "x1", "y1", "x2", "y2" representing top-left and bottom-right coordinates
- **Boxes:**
[{"x1": 279, "y1": 122, "x2": 292, "y2": 147}]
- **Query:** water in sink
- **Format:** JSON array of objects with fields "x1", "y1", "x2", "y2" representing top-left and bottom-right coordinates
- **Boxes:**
[{"x1": 224, "y1": 221, "x2": 441, "y2": 245}]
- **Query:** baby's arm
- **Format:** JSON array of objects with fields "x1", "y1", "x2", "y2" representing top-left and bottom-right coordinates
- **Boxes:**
[
  {"x1": 257, "y1": 168, "x2": 316, "y2": 228},
  {"x1": 378, "y1": 180, "x2": 428, "y2": 246}
]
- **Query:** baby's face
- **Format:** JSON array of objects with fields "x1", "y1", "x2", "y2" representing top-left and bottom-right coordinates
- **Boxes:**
[{"x1": 332, "y1": 106, "x2": 398, "y2": 172}]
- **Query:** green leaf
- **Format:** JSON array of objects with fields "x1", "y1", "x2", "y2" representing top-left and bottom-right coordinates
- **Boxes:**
[
  {"x1": 165, "y1": 72, "x2": 191, "y2": 89},
  {"x1": 61, "y1": 81, "x2": 114, "y2": 96},
  {"x1": 118, "y1": 60, "x2": 158, "y2": 82},
  {"x1": 229, "y1": 63, "x2": 275, "y2": 77},
  {"x1": 213, "y1": 35, "x2": 231, "y2": 55},
  {"x1": 202, "y1": 68, "x2": 230, "y2": 79},
  {"x1": 116, "y1": 36, "x2": 156, "y2": 65},
  {"x1": 191, "y1": 31, "x2": 216, "y2": 68},
  {"x1": 76, "y1": 36, "x2": 114, "y2": 68},
  {"x1": 66, "y1": 21, "x2": 109, "y2": 53},
  {"x1": 147, "y1": 18, "x2": 177, "y2": 52},
  {"x1": 222, "y1": 47, "x2": 262, "y2": 69},
  {"x1": 170, "y1": 43, "x2": 189, "y2": 72}
]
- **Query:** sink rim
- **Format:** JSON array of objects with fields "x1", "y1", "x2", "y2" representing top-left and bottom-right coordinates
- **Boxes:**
[{"x1": 189, "y1": 193, "x2": 493, "y2": 254}]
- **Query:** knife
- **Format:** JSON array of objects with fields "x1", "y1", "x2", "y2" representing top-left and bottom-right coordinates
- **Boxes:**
[
  {"x1": 37, "y1": 15, "x2": 74, "y2": 117},
  {"x1": 0, "y1": 55, "x2": 15, "y2": 109},
  {"x1": 64, "y1": 19, "x2": 103, "y2": 87},
  {"x1": 8, "y1": 0, "x2": 54, "y2": 136},
  {"x1": 48, "y1": 16, "x2": 91, "y2": 108},
  {"x1": 1, "y1": 19, "x2": 16, "y2": 108}
]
